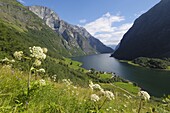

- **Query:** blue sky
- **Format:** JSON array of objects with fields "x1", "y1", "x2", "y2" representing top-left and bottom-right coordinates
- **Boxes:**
[{"x1": 18, "y1": 0, "x2": 160, "y2": 48}]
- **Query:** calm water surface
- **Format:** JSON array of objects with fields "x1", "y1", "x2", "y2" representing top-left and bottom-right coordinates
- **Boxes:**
[{"x1": 72, "y1": 54, "x2": 170, "y2": 97}]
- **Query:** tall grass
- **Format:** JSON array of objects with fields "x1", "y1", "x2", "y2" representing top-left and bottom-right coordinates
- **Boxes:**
[{"x1": 0, "y1": 65, "x2": 169, "y2": 112}]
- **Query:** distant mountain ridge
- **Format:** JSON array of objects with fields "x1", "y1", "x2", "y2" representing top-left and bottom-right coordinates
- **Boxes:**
[
  {"x1": 28, "y1": 6, "x2": 113, "y2": 55},
  {"x1": 111, "y1": 0, "x2": 170, "y2": 60}
]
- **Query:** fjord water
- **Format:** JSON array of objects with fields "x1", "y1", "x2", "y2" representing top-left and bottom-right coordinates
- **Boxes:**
[{"x1": 72, "y1": 54, "x2": 170, "y2": 97}]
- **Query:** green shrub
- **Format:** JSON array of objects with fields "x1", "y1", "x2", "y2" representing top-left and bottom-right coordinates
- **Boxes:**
[{"x1": 133, "y1": 57, "x2": 170, "y2": 69}]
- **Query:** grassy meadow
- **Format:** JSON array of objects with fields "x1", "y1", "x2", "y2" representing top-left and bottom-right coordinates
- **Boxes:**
[{"x1": 0, "y1": 56, "x2": 170, "y2": 113}]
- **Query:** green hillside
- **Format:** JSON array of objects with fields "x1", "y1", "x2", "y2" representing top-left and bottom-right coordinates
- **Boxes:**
[
  {"x1": 0, "y1": 0, "x2": 117, "y2": 87},
  {"x1": 0, "y1": 0, "x2": 170, "y2": 112},
  {"x1": 0, "y1": 0, "x2": 72, "y2": 59},
  {"x1": 0, "y1": 0, "x2": 92, "y2": 87}
]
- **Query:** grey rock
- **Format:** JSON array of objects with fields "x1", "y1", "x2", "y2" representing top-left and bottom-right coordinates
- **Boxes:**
[{"x1": 28, "y1": 6, "x2": 113, "y2": 55}]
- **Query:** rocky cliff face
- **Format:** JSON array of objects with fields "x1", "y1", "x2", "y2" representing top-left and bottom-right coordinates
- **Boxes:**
[
  {"x1": 28, "y1": 6, "x2": 113, "y2": 55},
  {"x1": 112, "y1": 0, "x2": 170, "y2": 60}
]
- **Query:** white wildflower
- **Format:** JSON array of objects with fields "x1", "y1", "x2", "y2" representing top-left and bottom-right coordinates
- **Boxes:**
[
  {"x1": 89, "y1": 81, "x2": 102, "y2": 91},
  {"x1": 37, "y1": 68, "x2": 45, "y2": 73},
  {"x1": 91, "y1": 94, "x2": 100, "y2": 102},
  {"x1": 93, "y1": 84, "x2": 102, "y2": 90},
  {"x1": 33, "y1": 59, "x2": 41, "y2": 66},
  {"x1": 128, "y1": 95, "x2": 132, "y2": 99},
  {"x1": 100, "y1": 88, "x2": 105, "y2": 94},
  {"x1": 52, "y1": 75, "x2": 57, "y2": 81},
  {"x1": 11, "y1": 59, "x2": 15, "y2": 63},
  {"x1": 76, "y1": 92, "x2": 79, "y2": 96},
  {"x1": 113, "y1": 109, "x2": 117, "y2": 112},
  {"x1": 42, "y1": 48, "x2": 48, "y2": 53},
  {"x1": 89, "y1": 81, "x2": 94, "y2": 90},
  {"x1": 123, "y1": 94, "x2": 131, "y2": 99},
  {"x1": 1, "y1": 57, "x2": 15, "y2": 64},
  {"x1": 72, "y1": 91, "x2": 74, "y2": 94},
  {"x1": 30, "y1": 67, "x2": 35, "y2": 71},
  {"x1": 104, "y1": 91, "x2": 115, "y2": 100},
  {"x1": 30, "y1": 46, "x2": 46, "y2": 60},
  {"x1": 73, "y1": 86, "x2": 77, "y2": 89},
  {"x1": 106, "y1": 109, "x2": 109, "y2": 111},
  {"x1": 123, "y1": 104, "x2": 127, "y2": 108},
  {"x1": 138, "y1": 91, "x2": 150, "y2": 101},
  {"x1": 42, "y1": 54, "x2": 46, "y2": 60},
  {"x1": 2, "y1": 65, "x2": 12, "y2": 69},
  {"x1": 62, "y1": 79, "x2": 72, "y2": 86},
  {"x1": 13, "y1": 51, "x2": 23, "y2": 60},
  {"x1": 39, "y1": 79, "x2": 46, "y2": 86},
  {"x1": 1, "y1": 57, "x2": 10, "y2": 62}
]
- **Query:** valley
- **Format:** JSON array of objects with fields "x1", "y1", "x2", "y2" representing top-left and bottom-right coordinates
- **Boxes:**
[{"x1": 0, "y1": 0, "x2": 170, "y2": 112}]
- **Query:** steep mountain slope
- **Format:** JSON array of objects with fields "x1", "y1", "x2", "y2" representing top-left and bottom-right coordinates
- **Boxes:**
[
  {"x1": 0, "y1": 0, "x2": 96, "y2": 86},
  {"x1": 0, "y1": 0, "x2": 71, "y2": 58},
  {"x1": 112, "y1": 0, "x2": 170, "y2": 60},
  {"x1": 28, "y1": 6, "x2": 113, "y2": 55}
]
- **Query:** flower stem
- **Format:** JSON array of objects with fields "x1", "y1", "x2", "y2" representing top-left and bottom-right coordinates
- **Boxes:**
[
  {"x1": 27, "y1": 63, "x2": 33, "y2": 99},
  {"x1": 27, "y1": 69, "x2": 31, "y2": 97},
  {"x1": 138, "y1": 98, "x2": 143, "y2": 113},
  {"x1": 98, "y1": 98, "x2": 107, "y2": 110}
]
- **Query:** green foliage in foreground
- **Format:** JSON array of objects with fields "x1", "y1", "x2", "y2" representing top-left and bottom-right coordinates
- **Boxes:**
[
  {"x1": 132, "y1": 57, "x2": 170, "y2": 69},
  {"x1": 0, "y1": 66, "x2": 170, "y2": 113}
]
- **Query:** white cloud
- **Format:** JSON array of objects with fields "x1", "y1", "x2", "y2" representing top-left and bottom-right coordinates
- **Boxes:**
[
  {"x1": 18, "y1": 0, "x2": 25, "y2": 4},
  {"x1": 83, "y1": 12, "x2": 133, "y2": 46},
  {"x1": 79, "y1": 19, "x2": 87, "y2": 24}
]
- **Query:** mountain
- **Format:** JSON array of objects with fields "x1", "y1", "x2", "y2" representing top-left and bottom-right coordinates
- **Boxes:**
[
  {"x1": 0, "y1": 0, "x2": 97, "y2": 86},
  {"x1": 0, "y1": 0, "x2": 72, "y2": 58},
  {"x1": 28, "y1": 6, "x2": 113, "y2": 55},
  {"x1": 0, "y1": 0, "x2": 112, "y2": 60},
  {"x1": 111, "y1": 0, "x2": 170, "y2": 60}
]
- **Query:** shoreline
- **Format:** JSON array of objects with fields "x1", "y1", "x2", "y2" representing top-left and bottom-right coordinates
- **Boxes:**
[{"x1": 119, "y1": 60, "x2": 170, "y2": 71}]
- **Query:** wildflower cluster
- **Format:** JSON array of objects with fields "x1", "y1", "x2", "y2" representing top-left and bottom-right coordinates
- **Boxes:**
[
  {"x1": 89, "y1": 81, "x2": 115, "y2": 105},
  {"x1": 61, "y1": 79, "x2": 79, "y2": 96},
  {"x1": 13, "y1": 51, "x2": 23, "y2": 60},
  {"x1": 0, "y1": 57, "x2": 15, "y2": 64},
  {"x1": 89, "y1": 81, "x2": 115, "y2": 101},
  {"x1": 89, "y1": 81, "x2": 102, "y2": 91},
  {"x1": 39, "y1": 79, "x2": 46, "y2": 86},
  {"x1": 28, "y1": 46, "x2": 47, "y2": 75},
  {"x1": 106, "y1": 106, "x2": 113, "y2": 112},
  {"x1": 36, "y1": 68, "x2": 45, "y2": 73},
  {"x1": 13, "y1": 46, "x2": 47, "y2": 75},
  {"x1": 138, "y1": 90, "x2": 150, "y2": 101},
  {"x1": 138, "y1": 90, "x2": 150, "y2": 113},
  {"x1": 13, "y1": 46, "x2": 48, "y2": 99},
  {"x1": 29, "y1": 46, "x2": 47, "y2": 72},
  {"x1": 51, "y1": 74, "x2": 57, "y2": 81},
  {"x1": 2, "y1": 65, "x2": 12, "y2": 69},
  {"x1": 33, "y1": 59, "x2": 42, "y2": 67},
  {"x1": 88, "y1": 81, "x2": 115, "y2": 112},
  {"x1": 91, "y1": 94, "x2": 100, "y2": 102},
  {"x1": 29, "y1": 46, "x2": 47, "y2": 60},
  {"x1": 103, "y1": 91, "x2": 115, "y2": 100},
  {"x1": 62, "y1": 79, "x2": 73, "y2": 86}
]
